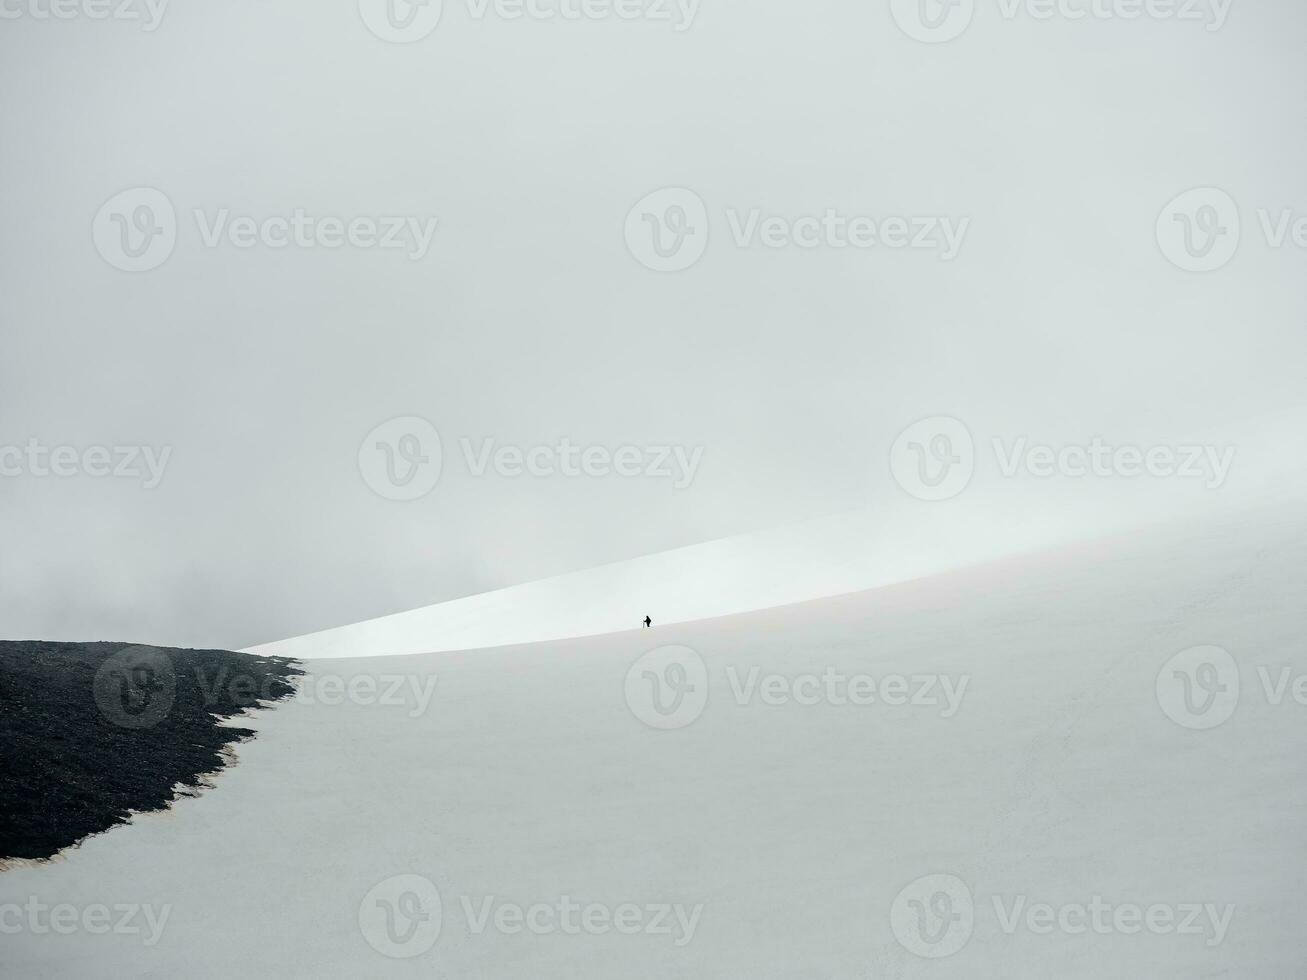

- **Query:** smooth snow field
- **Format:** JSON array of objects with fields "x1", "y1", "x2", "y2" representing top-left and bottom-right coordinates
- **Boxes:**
[
  {"x1": 243, "y1": 408, "x2": 1307, "y2": 663},
  {"x1": 4, "y1": 502, "x2": 1305, "y2": 978}
]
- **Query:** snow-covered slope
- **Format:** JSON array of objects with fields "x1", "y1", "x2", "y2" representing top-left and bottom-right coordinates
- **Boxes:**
[
  {"x1": 246, "y1": 408, "x2": 1307, "y2": 660},
  {"x1": 7, "y1": 500, "x2": 1305, "y2": 978}
]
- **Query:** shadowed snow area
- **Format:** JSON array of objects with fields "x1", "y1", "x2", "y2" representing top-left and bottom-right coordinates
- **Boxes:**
[{"x1": 4, "y1": 500, "x2": 1305, "y2": 977}]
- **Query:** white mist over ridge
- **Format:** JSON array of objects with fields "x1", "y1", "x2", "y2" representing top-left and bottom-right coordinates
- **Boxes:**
[{"x1": 245, "y1": 408, "x2": 1307, "y2": 660}]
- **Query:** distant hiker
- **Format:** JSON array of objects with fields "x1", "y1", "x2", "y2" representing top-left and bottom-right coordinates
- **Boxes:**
[{"x1": 643, "y1": 616, "x2": 652, "y2": 628}]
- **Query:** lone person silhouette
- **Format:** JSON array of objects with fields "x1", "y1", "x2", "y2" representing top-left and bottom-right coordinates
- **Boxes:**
[{"x1": 643, "y1": 615, "x2": 652, "y2": 628}]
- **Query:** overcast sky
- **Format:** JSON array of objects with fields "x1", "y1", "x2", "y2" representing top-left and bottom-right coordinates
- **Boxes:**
[{"x1": 1, "y1": 0, "x2": 1304, "y2": 650}]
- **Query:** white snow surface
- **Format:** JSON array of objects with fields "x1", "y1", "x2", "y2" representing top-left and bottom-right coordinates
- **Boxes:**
[
  {"x1": 245, "y1": 408, "x2": 1307, "y2": 660},
  {"x1": 4, "y1": 499, "x2": 1305, "y2": 977}
]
